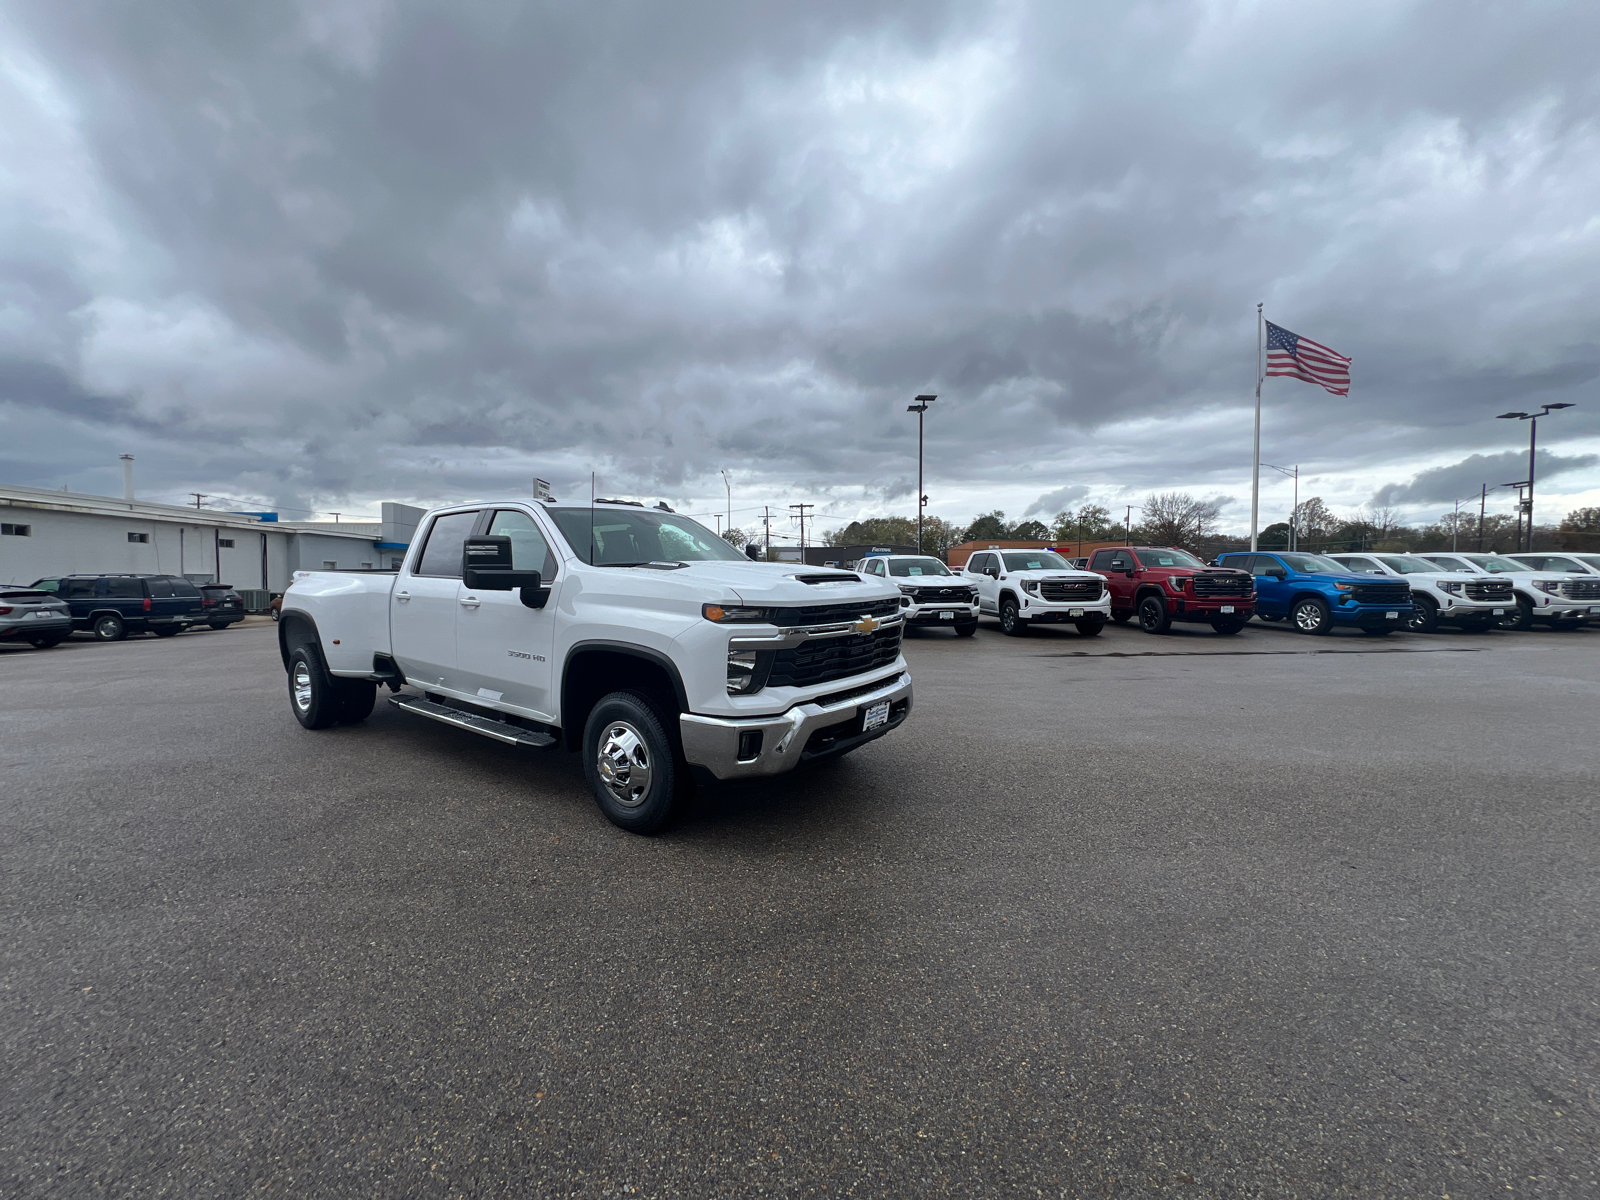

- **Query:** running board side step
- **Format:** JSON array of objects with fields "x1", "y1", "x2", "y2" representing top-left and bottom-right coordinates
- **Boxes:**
[{"x1": 389, "y1": 695, "x2": 557, "y2": 748}]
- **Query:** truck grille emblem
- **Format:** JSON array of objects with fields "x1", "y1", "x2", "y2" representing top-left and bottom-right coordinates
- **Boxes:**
[{"x1": 853, "y1": 615, "x2": 880, "y2": 634}]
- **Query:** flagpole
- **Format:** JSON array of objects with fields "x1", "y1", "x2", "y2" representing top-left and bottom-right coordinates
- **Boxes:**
[{"x1": 1250, "y1": 302, "x2": 1263, "y2": 552}]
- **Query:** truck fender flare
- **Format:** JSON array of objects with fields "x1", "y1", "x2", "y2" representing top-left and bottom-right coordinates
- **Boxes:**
[
  {"x1": 1511, "y1": 589, "x2": 1539, "y2": 608},
  {"x1": 998, "y1": 589, "x2": 1020, "y2": 610},
  {"x1": 1289, "y1": 590, "x2": 1330, "y2": 611},
  {"x1": 560, "y1": 641, "x2": 691, "y2": 751},
  {"x1": 277, "y1": 609, "x2": 321, "y2": 671},
  {"x1": 1132, "y1": 585, "x2": 1165, "y2": 606}
]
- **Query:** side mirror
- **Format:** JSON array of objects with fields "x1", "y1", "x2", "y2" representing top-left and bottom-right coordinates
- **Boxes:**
[
  {"x1": 987, "y1": 568, "x2": 1000, "y2": 579},
  {"x1": 1268, "y1": 569, "x2": 1286, "y2": 580},
  {"x1": 463, "y1": 536, "x2": 543, "y2": 592},
  {"x1": 745, "y1": 544, "x2": 761, "y2": 560}
]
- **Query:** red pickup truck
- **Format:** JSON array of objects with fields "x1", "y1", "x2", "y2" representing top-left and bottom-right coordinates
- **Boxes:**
[{"x1": 1087, "y1": 546, "x2": 1255, "y2": 634}]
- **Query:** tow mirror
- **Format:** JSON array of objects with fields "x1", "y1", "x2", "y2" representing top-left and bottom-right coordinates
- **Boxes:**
[{"x1": 463, "y1": 536, "x2": 545, "y2": 606}]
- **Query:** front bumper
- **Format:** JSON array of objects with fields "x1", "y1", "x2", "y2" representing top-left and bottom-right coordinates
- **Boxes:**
[
  {"x1": 0, "y1": 615, "x2": 73, "y2": 641},
  {"x1": 680, "y1": 670, "x2": 913, "y2": 781},
  {"x1": 1019, "y1": 597, "x2": 1111, "y2": 623},
  {"x1": 904, "y1": 601, "x2": 979, "y2": 625},
  {"x1": 1334, "y1": 604, "x2": 1410, "y2": 628}
]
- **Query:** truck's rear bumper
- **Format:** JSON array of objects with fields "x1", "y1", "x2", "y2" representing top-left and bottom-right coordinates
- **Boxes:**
[{"x1": 680, "y1": 671, "x2": 913, "y2": 781}]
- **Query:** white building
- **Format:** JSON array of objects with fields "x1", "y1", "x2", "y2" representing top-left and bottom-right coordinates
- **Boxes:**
[{"x1": 0, "y1": 481, "x2": 425, "y2": 595}]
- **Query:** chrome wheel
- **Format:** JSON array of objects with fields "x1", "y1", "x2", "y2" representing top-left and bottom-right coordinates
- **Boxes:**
[
  {"x1": 292, "y1": 661, "x2": 313, "y2": 712},
  {"x1": 1292, "y1": 601, "x2": 1327, "y2": 633},
  {"x1": 596, "y1": 720, "x2": 653, "y2": 808}
]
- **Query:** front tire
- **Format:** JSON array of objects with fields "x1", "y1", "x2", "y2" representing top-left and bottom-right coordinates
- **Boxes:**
[
  {"x1": 93, "y1": 614, "x2": 126, "y2": 641},
  {"x1": 1075, "y1": 619, "x2": 1104, "y2": 637},
  {"x1": 954, "y1": 620, "x2": 978, "y2": 637},
  {"x1": 583, "y1": 691, "x2": 687, "y2": 834},
  {"x1": 1257, "y1": 612, "x2": 1283, "y2": 622},
  {"x1": 1210, "y1": 617, "x2": 1245, "y2": 635},
  {"x1": 1137, "y1": 595, "x2": 1171, "y2": 634},
  {"x1": 1408, "y1": 598, "x2": 1439, "y2": 633},
  {"x1": 28, "y1": 633, "x2": 68, "y2": 649},
  {"x1": 1110, "y1": 610, "x2": 1132, "y2": 623},
  {"x1": 1498, "y1": 597, "x2": 1534, "y2": 631},
  {"x1": 999, "y1": 598, "x2": 1028, "y2": 636},
  {"x1": 1291, "y1": 597, "x2": 1331, "y2": 635}
]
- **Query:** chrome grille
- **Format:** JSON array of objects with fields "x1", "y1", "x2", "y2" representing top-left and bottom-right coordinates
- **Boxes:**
[
  {"x1": 1191, "y1": 572, "x2": 1253, "y2": 598},
  {"x1": 1561, "y1": 579, "x2": 1600, "y2": 601},
  {"x1": 1463, "y1": 579, "x2": 1513, "y2": 602},
  {"x1": 766, "y1": 626, "x2": 903, "y2": 689},
  {"x1": 1037, "y1": 579, "x2": 1103, "y2": 602},
  {"x1": 1350, "y1": 581, "x2": 1410, "y2": 605}
]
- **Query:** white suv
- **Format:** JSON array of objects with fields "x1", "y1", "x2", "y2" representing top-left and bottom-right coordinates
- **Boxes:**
[
  {"x1": 1327, "y1": 552, "x2": 1510, "y2": 632},
  {"x1": 960, "y1": 548, "x2": 1111, "y2": 636},
  {"x1": 1416, "y1": 552, "x2": 1596, "y2": 630},
  {"x1": 857, "y1": 554, "x2": 980, "y2": 636},
  {"x1": 1509, "y1": 551, "x2": 1600, "y2": 578}
]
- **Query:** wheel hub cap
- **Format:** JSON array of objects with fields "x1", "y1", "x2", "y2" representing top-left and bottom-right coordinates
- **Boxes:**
[
  {"x1": 1294, "y1": 606, "x2": 1319, "y2": 631},
  {"x1": 292, "y1": 662, "x2": 312, "y2": 711},
  {"x1": 596, "y1": 721, "x2": 652, "y2": 808}
]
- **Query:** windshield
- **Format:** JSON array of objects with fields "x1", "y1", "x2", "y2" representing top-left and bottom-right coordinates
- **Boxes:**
[
  {"x1": 547, "y1": 507, "x2": 746, "y2": 565},
  {"x1": 1280, "y1": 553, "x2": 1346, "y2": 574},
  {"x1": 1002, "y1": 551, "x2": 1071, "y2": 571},
  {"x1": 1377, "y1": 556, "x2": 1438, "y2": 575},
  {"x1": 887, "y1": 557, "x2": 951, "y2": 577},
  {"x1": 1136, "y1": 548, "x2": 1206, "y2": 569},
  {"x1": 1422, "y1": 555, "x2": 1474, "y2": 572},
  {"x1": 1465, "y1": 555, "x2": 1525, "y2": 574},
  {"x1": 1576, "y1": 555, "x2": 1600, "y2": 571}
]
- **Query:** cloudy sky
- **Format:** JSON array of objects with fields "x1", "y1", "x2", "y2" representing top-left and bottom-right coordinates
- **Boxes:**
[{"x1": 2, "y1": 0, "x2": 1598, "y2": 541}]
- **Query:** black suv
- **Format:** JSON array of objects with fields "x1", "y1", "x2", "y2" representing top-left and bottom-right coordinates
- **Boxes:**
[
  {"x1": 31, "y1": 574, "x2": 205, "y2": 641},
  {"x1": 197, "y1": 583, "x2": 246, "y2": 630}
]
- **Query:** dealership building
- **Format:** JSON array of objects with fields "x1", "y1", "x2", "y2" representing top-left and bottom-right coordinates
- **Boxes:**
[{"x1": 0, "y1": 481, "x2": 425, "y2": 596}]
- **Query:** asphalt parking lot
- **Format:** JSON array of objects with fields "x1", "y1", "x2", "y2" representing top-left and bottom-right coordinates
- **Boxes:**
[{"x1": 4, "y1": 617, "x2": 1598, "y2": 1197}]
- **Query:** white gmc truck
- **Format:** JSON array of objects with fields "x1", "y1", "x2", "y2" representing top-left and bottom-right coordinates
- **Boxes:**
[{"x1": 278, "y1": 499, "x2": 913, "y2": 833}]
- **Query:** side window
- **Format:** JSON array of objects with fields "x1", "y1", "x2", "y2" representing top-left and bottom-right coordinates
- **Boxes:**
[
  {"x1": 969, "y1": 554, "x2": 988, "y2": 574},
  {"x1": 1107, "y1": 551, "x2": 1132, "y2": 571},
  {"x1": 33, "y1": 579, "x2": 60, "y2": 593},
  {"x1": 64, "y1": 578, "x2": 98, "y2": 598},
  {"x1": 1089, "y1": 550, "x2": 1115, "y2": 571},
  {"x1": 170, "y1": 578, "x2": 201, "y2": 597},
  {"x1": 105, "y1": 578, "x2": 143, "y2": 598},
  {"x1": 872, "y1": 560, "x2": 887, "y2": 576},
  {"x1": 414, "y1": 511, "x2": 481, "y2": 578},
  {"x1": 146, "y1": 577, "x2": 176, "y2": 598},
  {"x1": 487, "y1": 509, "x2": 559, "y2": 579}
]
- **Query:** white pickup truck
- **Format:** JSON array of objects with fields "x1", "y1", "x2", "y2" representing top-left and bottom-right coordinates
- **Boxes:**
[{"x1": 278, "y1": 499, "x2": 913, "y2": 833}]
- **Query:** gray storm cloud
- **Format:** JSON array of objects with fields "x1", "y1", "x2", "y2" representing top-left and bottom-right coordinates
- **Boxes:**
[{"x1": 1, "y1": 0, "x2": 1597, "y2": 525}]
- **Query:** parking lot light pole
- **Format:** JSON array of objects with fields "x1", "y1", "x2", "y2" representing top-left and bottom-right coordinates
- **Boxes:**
[
  {"x1": 907, "y1": 395, "x2": 936, "y2": 552},
  {"x1": 1262, "y1": 464, "x2": 1298, "y2": 550},
  {"x1": 1497, "y1": 403, "x2": 1574, "y2": 552}
]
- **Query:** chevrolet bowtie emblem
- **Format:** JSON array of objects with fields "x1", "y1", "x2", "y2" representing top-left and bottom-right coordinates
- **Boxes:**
[{"x1": 853, "y1": 615, "x2": 880, "y2": 634}]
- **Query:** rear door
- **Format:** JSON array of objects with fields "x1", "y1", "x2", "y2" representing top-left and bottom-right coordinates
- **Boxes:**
[
  {"x1": 454, "y1": 508, "x2": 562, "y2": 719},
  {"x1": 167, "y1": 577, "x2": 203, "y2": 622},
  {"x1": 391, "y1": 509, "x2": 479, "y2": 690},
  {"x1": 103, "y1": 577, "x2": 145, "y2": 623}
]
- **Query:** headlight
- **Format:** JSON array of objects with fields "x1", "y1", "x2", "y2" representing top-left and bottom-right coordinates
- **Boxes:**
[
  {"x1": 1534, "y1": 580, "x2": 1562, "y2": 594},
  {"x1": 1021, "y1": 579, "x2": 1039, "y2": 594},
  {"x1": 1168, "y1": 576, "x2": 1188, "y2": 593},
  {"x1": 1438, "y1": 580, "x2": 1463, "y2": 595},
  {"x1": 703, "y1": 603, "x2": 767, "y2": 622},
  {"x1": 727, "y1": 649, "x2": 762, "y2": 694},
  {"x1": 897, "y1": 584, "x2": 918, "y2": 595},
  {"x1": 1333, "y1": 582, "x2": 1354, "y2": 591}
]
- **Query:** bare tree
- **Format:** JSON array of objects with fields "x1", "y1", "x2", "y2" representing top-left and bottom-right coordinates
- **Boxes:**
[
  {"x1": 1292, "y1": 496, "x2": 1337, "y2": 544},
  {"x1": 1135, "y1": 492, "x2": 1224, "y2": 550}
]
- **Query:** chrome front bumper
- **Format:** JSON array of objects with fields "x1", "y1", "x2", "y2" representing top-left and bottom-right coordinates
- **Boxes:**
[{"x1": 680, "y1": 671, "x2": 913, "y2": 780}]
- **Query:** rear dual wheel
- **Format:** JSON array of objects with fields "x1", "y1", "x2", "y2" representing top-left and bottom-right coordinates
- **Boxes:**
[{"x1": 288, "y1": 644, "x2": 377, "y2": 729}]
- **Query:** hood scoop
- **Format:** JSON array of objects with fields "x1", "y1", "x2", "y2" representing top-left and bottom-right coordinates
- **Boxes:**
[{"x1": 791, "y1": 573, "x2": 861, "y2": 585}]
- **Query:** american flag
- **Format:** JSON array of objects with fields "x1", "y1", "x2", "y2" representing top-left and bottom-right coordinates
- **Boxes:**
[{"x1": 1265, "y1": 320, "x2": 1351, "y2": 396}]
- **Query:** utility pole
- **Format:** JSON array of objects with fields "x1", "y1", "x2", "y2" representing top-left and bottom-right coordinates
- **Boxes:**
[
  {"x1": 1124, "y1": 505, "x2": 1133, "y2": 545},
  {"x1": 714, "y1": 514, "x2": 722, "y2": 536},
  {"x1": 906, "y1": 394, "x2": 936, "y2": 552},
  {"x1": 1477, "y1": 484, "x2": 1487, "y2": 551},
  {"x1": 190, "y1": 493, "x2": 206, "y2": 509},
  {"x1": 763, "y1": 505, "x2": 772, "y2": 561},
  {"x1": 1497, "y1": 403, "x2": 1574, "y2": 552},
  {"x1": 790, "y1": 503, "x2": 814, "y2": 562},
  {"x1": 721, "y1": 470, "x2": 731, "y2": 533}
]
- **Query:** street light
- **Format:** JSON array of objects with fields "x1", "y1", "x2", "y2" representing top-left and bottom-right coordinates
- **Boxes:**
[
  {"x1": 906, "y1": 394, "x2": 936, "y2": 552},
  {"x1": 1497, "y1": 403, "x2": 1574, "y2": 552},
  {"x1": 720, "y1": 469, "x2": 731, "y2": 533},
  {"x1": 1262, "y1": 463, "x2": 1298, "y2": 550}
]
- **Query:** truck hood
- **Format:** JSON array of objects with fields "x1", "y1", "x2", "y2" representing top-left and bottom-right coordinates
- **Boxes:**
[
  {"x1": 630, "y1": 560, "x2": 897, "y2": 607},
  {"x1": 1000, "y1": 569, "x2": 1105, "y2": 582}
]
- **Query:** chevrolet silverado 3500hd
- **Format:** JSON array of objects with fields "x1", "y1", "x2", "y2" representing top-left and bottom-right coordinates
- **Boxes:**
[{"x1": 278, "y1": 499, "x2": 913, "y2": 833}]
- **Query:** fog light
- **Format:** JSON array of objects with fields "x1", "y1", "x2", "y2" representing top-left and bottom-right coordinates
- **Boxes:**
[
  {"x1": 737, "y1": 730, "x2": 763, "y2": 761},
  {"x1": 727, "y1": 649, "x2": 761, "y2": 694}
]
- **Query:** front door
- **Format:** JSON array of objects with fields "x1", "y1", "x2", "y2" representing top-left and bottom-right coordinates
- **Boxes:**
[
  {"x1": 1249, "y1": 555, "x2": 1289, "y2": 616},
  {"x1": 970, "y1": 553, "x2": 999, "y2": 613},
  {"x1": 1092, "y1": 548, "x2": 1137, "y2": 614},
  {"x1": 391, "y1": 509, "x2": 479, "y2": 690},
  {"x1": 454, "y1": 508, "x2": 562, "y2": 720}
]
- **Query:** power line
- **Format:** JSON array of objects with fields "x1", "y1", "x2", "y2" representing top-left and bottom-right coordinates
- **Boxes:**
[{"x1": 789, "y1": 503, "x2": 814, "y2": 558}]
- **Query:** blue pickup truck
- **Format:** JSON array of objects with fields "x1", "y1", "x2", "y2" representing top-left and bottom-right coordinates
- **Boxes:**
[
  {"x1": 1214, "y1": 551, "x2": 1412, "y2": 635},
  {"x1": 30, "y1": 573, "x2": 206, "y2": 641}
]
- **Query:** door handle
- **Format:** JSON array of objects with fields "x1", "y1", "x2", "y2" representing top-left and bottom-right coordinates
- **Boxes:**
[
  {"x1": 459, "y1": 597, "x2": 481, "y2": 608},
  {"x1": 395, "y1": 591, "x2": 411, "y2": 602}
]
